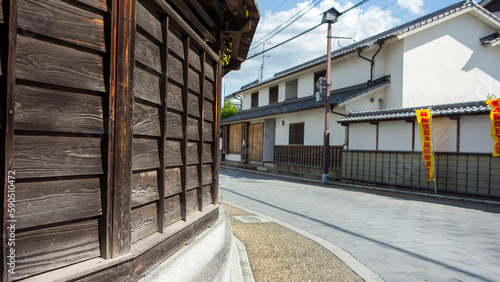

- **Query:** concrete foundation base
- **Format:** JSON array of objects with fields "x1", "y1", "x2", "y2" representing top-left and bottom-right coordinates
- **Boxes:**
[{"x1": 140, "y1": 206, "x2": 234, "y2": 282}]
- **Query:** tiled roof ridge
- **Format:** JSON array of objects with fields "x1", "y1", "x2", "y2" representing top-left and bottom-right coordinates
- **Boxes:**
[
  {"x1": 337, "y1": 100, "x2": 491, "y2": 123},
  {"x1": 347, "y1": 100, "x2": 488, "y2": 117}
]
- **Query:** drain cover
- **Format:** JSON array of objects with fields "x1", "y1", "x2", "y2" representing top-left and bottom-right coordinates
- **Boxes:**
[{"x1": 233, "y1": 216, "x2": 271, "y2": 223}]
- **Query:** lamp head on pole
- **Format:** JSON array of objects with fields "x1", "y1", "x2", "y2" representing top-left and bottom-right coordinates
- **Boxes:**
[{"x1": 321, "y1": 7, "x2": 341, "y2": 24}]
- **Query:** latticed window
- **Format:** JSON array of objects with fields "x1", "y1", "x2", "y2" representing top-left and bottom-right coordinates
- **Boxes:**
[
  {"x1": 269, "y1": 85, "x2": 278, "y2": 104},
  {"x1": 251, "y1": 92, "x2": 258, "y2": 108},
  {"x1": 289, "y1": 122, "x2": 304, "y2": 145}
]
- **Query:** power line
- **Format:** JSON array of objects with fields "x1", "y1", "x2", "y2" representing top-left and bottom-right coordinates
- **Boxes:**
[
  {"x1": 250, "y1": 0, "x2": 322, "y2": 52},
  {"x1": 248, "y1": 0, "x2": 371, "y2": 60},
  {"x1": 246, "y1": 22, "x2": 324, "y2": 60}
]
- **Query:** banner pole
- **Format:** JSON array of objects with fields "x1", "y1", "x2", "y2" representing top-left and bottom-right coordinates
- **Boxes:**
[{"x1": 430, "y1": 107, "x2": 437, "y2": 194}]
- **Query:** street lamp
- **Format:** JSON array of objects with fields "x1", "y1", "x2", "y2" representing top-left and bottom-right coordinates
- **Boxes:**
[{"x1": 321, "y1": 7, "x2": 340, "y2": 184}]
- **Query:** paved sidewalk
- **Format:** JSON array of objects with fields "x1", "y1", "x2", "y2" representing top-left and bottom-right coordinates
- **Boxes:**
[
  {"x1": 225, "y1": 202, "x2": 364, "y2": 281},
  {"x1": 220, "y1": 168, "x2": 500, "y2": 282}
]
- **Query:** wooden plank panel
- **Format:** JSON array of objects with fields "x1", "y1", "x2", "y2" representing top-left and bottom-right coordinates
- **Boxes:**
[
  {"x1": 187, "y1": 117, "x2": 199, "y2": 140},
  {"x1": 203, "y1": 143, "x2": 213, "y2": 163},
  {"x1": 165, "y1": 167, "x2": 182, "y2": 197},
  {"x1": 203, "y1": 122, "x2": 213, "y2": 142},
  {"x1": 204, "y1": 100, "x2": 213, "y2": 122},
  {"x1": 166, "y1": 140, "x2": 182, "y2": 166},
  {"x1": 14, "y1": 84, "x2": 104, "y2": 134},
  {"x1": 15, "y1": 178, "x2": 102, "y2": 229},
  {"x1": 187, "y1": 142, "x2": 199, "y2": 165},
  {"x1": 134, "y1": 66, "x2": 161, "y2": 105},
  {"x1": 135, "y1": 31, "x2": 162, "y2": 73},
  {"x1": 18, "y1": 0, "x2": 105, "y2": 52},
  {"x1": 13, "y1": 135, "x2": 103, "y2": 179},
  {"x1": 204, "y1": 80, "x2": 214, "y2": 101},
  {"x1": 202, "y1": 185, "x2": 211, "y2": 207},
  {"x1": 14, "y1": 220, "x2": 100, "y2": 280},
  {"x1": 164, "y1": 195, "x2": 181, "y2": 226},
  {"x1": 76, "y1": 0, "x2": 107, "y2": 12},
  {"x1": 132, "y1": 170, "x2": 160, "y2": 207},
  {"x1": 133, "y1": 101, "x2": 161, "y2": 137},
  {"x1": 168, "y1": 29, "x2": 184, "y2": 59},
  {"x1": 205, "y1": 61, "x2": 214, "y2": 82},
  {"x1": 132, "y1": 138, "x2": 160, "y2": 171},
  {"x1": 188, "y1": 92, "x2": 200, "y2": 117},
  {"x1": 186, "y1": 165, "x2": 199, "y2": 190},
  {"x1": 16, "y1": 35, "x2": 105, "y2": 92},
  {"x1": 166, "y1": 82, "x2": 183, "y2": 112},
  {"x1": 186, "y1": 189, "x2": 198, "y2": 215},
  {"x1": 131, "y1": 203, "x2": 158, "y2": 243},
  {"x1": 188, "y1": 68, "x2": 200, "y2": 94},
  {"x1": 189, "y1": 46, "x2": 200, "y2": 71},
  {"x1": 202, "y1": 164, "x2": 212, "y2": 185},
  {"x1": 166, "y1": 111, "x2": 183, "y2": 139},
  {"x1": 168, "y1": 54, "x2": 184, "y2": 85},
  {"x1": 136, "y1": 0, "x2": 162, "y2": 43}
]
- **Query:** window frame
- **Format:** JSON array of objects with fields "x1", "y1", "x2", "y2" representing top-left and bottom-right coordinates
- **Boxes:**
[{"x1": 289, "y1": 122, "x2": 305, "y2": 145}]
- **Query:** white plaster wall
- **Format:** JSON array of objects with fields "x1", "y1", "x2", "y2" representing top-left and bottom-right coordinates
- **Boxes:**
[
  {"x1": 402, "y1": 14, "x2": 500, "y2": 107},
  {"x1": 384, "y1": 40, "x2": 404, "y2": 109},
  {"x1": 225, "y1": 154, "x2": 241, "y2": 162},
  {"x1": 345, "y1": 88, "x2": 387, "y2": 113},
  {"x1": 278, "y1": 82, "x2": 286, "y2": 102},
  {"x1": 414, "y1": 117, "x2": 457, "y2": 152},
  {"x1": 241, "y1": 92, "x2": 251, "y2": 110},
  {"x1": 298, "y1": 72, "x2": 314, "y2": 98},
  {"x1": 349, "y1": 123, "x2": 377, "y2": 150},
  {"x1": 378, "y1": 120, "x2": 413, "y2": 151},
  {"x1": 460, "y1": 115, "x2": 494, "y2": 153},
  {"x1": 274, "y1": 108, "x2": 345, "y2": 146},
  {"x1": 259, "y1": 88, "x2": 269, "y2": 107}
]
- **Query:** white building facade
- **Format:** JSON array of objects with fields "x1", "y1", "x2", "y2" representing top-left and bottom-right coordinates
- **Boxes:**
[{"x1": 221, "y1": 1, "x2": 500, "y2": 197}]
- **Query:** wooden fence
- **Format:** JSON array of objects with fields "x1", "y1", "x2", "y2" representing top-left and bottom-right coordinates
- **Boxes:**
[
  {"x1": 343, "y1": 151, "x2": 500, "y2": 198},
  {"x1": 274, "y1": 146, "x2": 343, "y2": 170}
]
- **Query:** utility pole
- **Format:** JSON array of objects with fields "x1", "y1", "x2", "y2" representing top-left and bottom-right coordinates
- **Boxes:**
[
  {"x1": 321, "y1": 7, "x2": 340, "y2": 184},
  {"x1": 259, "y1": 44, "x2": 271, "y2": 81}
]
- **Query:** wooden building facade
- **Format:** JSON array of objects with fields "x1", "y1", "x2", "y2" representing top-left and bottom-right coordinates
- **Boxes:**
[{"x1": 0, "y1": 0, "x2": 258, "y2": 280}]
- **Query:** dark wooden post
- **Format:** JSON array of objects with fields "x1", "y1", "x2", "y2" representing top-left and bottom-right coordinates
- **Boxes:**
[
  {"x1": 180, "y1": 36, "x2": 190, "y2": 220},
  {"x1": 2, "y1": 0, "x2": 17, "y2": 279},
  {"x1": 111, "y1": 0, "x2": 136, "y2": 257}
]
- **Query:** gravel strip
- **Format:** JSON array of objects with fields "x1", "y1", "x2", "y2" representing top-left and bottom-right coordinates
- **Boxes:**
[{"x1": 224, "y1": 203, "x2": 363, "y2": 282}]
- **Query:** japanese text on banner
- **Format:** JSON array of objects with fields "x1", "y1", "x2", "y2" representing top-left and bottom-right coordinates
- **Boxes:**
[
  {"x1": 416, "y1": 109, "x2": 434, "y2": 181},
  {"x1": 486, "y1": 98, "x2": 500, "y2": 157}
]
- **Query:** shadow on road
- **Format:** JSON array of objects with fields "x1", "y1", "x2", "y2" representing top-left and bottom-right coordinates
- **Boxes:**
[{"x1": 220, "y1": 168, "x2": 500, "y2": 215}]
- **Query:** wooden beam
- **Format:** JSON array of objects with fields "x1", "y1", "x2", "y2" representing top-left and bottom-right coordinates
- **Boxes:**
[
  {"x1": 2, "y1": 0, "x2": 18, "y2": 280},
  {"x1": 226, "y1": 19, "x2": 252, "y2": 32},
  {"x1": 157, "y1": 16, "x2": 170, "y2": 232},
  {"x1": 198, "y1": 52, "x2": 205, "y2": 211},
  {"x1": 111, "y1": 0, "x2": 136, "y2": 257},
  {"x1": 166, "y1": 0, "x2": 215, "y2": 43},
  {"x1": 212, "y1": 52, "x2": 222, "y2": 205},
  {"x1": 148, "y1": 0, "x2": 218, "y2": 62},
  {"x1": 181, "y1": 36, "x2": 190, "y2": 220},
  {"x1": 186, "y1": 0, "x2": 217, "y2": 30}
]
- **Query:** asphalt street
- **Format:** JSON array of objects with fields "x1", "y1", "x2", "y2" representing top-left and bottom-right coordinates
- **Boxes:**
[{"x1": 220, "y1": 168, "x2": 500, "y2": 281}]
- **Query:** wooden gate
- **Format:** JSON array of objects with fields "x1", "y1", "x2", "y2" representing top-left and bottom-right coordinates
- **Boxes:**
[{"x1": 248, "y1": 123, "x2": 263, "y2": 162}]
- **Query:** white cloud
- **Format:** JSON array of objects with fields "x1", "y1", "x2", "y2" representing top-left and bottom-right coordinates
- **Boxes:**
[
  {"x1": 397, "y1": 0, "x2": 424, "y2": 15},
  {"x1": 223, "y1": 0, "x2": 401, "y2": 96}
]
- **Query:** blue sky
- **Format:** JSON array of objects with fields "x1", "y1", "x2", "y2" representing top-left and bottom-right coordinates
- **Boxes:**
[{"x1": 223, "y1": 0, "x2": 463, "y2": 96}]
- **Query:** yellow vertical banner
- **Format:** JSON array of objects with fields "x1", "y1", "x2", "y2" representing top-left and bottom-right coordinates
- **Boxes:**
[
  {"x1": 486, "y1": 98, "x2": 500, "y2": 157},
  {"x1": 416, "y1": 109, "x2": 434, "y2": 181}
]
